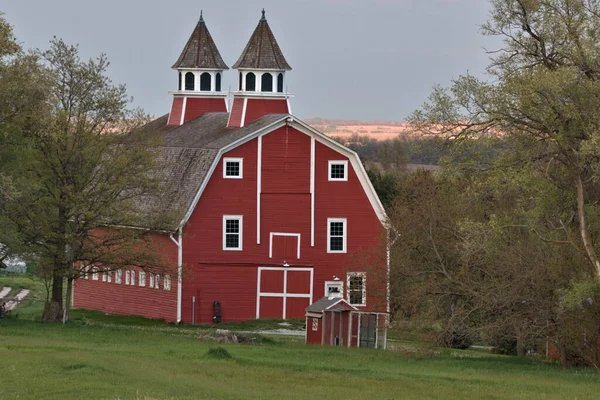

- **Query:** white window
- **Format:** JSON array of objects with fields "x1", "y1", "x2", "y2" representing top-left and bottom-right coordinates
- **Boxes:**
[
  {"x1": 328, "y1": 160, "x2": 348, "y2": 181},
  {"x1": 125, "y1": 270, "x2": 131, "y2": 285},
  {"x1": 107, "y1": 270, "x2": 112, "y2": 283},
  {"x1": 347, "y1": 272, "x2": 366, "y2": 306},
  {"x1": 139, "y1": 271, "x2": 146, "y2": 287},
  {"x1": 155, "y1": 274, "x2": 160, "y2": 290},
  {"x1": 324, "y1": 280, "x2": 344, "y2": 298},
  {"x1": 131, "y1": 270, "x2": 135, "y2": 286},
  {"x1": 83, "y1": 265, "x2": 89, "y2": 280},
  {"x1": 92, "y1": 267, "x2": 99, "y2": 281},
  {"x1": 223, "y1": 158, "x2": 243, "y2": 179},
  {"x1": 327, "y1": 218, "x2": 347, "y2": 253},
  {"x1": 164, "y1": 275, "x2": 171, "y2": 291},
  {"x1": 223, "y1": 215, "x2": 243, "y2": 251},
  {"x1": 149, "y1": 273, "x2": 154, "y2": 289},
  {"x1": 312, "y1": 318, "x2": 319, "y2": 331},
  {"x1": 115, "y1": 270, "x2": 122, "y2": 284},
  {"x1": 102, "y1": 269, "x2": 107, "y2": 282}
]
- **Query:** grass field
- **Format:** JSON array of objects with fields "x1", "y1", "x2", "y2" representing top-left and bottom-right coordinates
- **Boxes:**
[{"x1": 2, "y1": 275, "x2": 600, "y2": 399}]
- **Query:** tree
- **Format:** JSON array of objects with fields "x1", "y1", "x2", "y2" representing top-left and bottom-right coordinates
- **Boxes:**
[
  {"x1": 1, "y1": 32, "x2": 176, "y2": 321},
  {"x1": 0, "y1": 13, "x2": 49, "y2": 269},
  {"x1": 410, "y1": 0, "x2": 600, "y2": 278}
]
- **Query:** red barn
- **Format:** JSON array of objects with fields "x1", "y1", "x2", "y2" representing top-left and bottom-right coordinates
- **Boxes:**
[{"x1": 73, "y1": 11, "x2": 389, "y2": 325}]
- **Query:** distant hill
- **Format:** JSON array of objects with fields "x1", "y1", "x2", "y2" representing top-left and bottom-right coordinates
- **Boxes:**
[{"x1": 304, "y1": 118, "x2": 421, "y2": 141}]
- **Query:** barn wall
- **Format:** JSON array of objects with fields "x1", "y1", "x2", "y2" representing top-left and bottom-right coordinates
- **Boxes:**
[
  {"x1": 73, "y1": 232, "x2": 179, "y2": 322},
  {"x1": 183, "y1": 97, "x2": 227, "y2": 123},
  {"x1": 180, "y1": 125, "x2": 386, "y2": 324},
  {"x1": 244, "y1": 99, "x2": 289, "y2": 126},
  {"x1": 227, "y1": 98, "x2": 245, "y2": 128},
  {"x1": 167, "y1": 97, "x2": 184, "y2": 125}
]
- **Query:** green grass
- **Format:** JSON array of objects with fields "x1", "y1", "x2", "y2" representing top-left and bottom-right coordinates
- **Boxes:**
[
  {"x1": 1, "y1": 274, "x2": 600, "y2": 399},
  {"x1": 1, "y1": 318, "x2": 599, "y2": 399}
]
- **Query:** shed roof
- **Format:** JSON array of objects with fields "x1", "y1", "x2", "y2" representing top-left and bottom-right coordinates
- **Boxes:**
[
  {"x1": 305, "y1": 296, "x2": 358, "y2": 313},
  {"x1": 172, "y1": 13, "x2": 229, "y2": 70},
  {"x1": 232, "y1": 10, "x2": 292, "y2": 70}
]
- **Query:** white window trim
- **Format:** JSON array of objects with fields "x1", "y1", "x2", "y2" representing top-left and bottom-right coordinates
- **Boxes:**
[
  {"x1": 125, "y1": 270, "x2": 131, "y2": 285},
  {"x1": 223, "y1": 157, "x2": 243, "y2": 179},
  {"x1": 223, "y1": 215, "x2": 243, "y2": 251},
  {"x1": 155, "y1": 274, "x2": 160, "y2": 290},
  {"x1": 149, "y1": 273, "x2": 154, "y2": 289},
  {"x1": 256, "y1": 266, "x2": 314, "y2": 320},
  {"x1": 327, "y1": 218, "x2": 347, "y2": 253},
  {"x1": 92, "y1": 266, "x2": 98, "y2": 281},
  {"x1": 347, "y1": 272, "x2": 367, "y2": 307},
  {"x1": 328, "y1": 160, "x2": 348, "y2": 181},
  {"x1": 269, "y1": 232, "x2": 301, "y2": 259},
  {"x1": 139, "y1": 271, "x2": 146, "y2": 287},
  {"x1": 164, "y1": 275, "x2": 171, "y2": 291},
  {"x1": 115, "y1": 269, "x2": 122, "y2": 284}
]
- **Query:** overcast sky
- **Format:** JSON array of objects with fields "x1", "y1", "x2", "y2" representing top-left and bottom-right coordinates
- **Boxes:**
[{"x1": 1, "y1": 0, "x2": 497, "y2": 121}]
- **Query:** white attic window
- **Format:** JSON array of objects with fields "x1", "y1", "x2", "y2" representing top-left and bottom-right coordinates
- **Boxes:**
[
  {"x1": 328, "y1": 160, "x2": 348, "y2": 181},
  {"x1": 223, "y1": 158, "x2": 243, "y2": 179}
]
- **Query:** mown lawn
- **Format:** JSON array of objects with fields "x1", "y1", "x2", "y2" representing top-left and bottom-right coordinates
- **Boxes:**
[{"x1": 1, "y1": 275, "x2": 600, "y2": 399}]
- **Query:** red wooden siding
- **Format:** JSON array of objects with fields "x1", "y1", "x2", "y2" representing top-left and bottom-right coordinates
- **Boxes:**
[
  {"x1": 262, "y1": 127, "x2": 310, "y2": 194},
  {"x1": 183, "y1": 97, "x2": 227, "y2": 123},
  {"x1": 286, "y1": 297, "x2": 310, "y2": 319},
  {"x1": 184, "y1": 265, "x2": 257, "y2": 324},
  {"x1": 306, "y1": 317, "x2": 322, "y2": 344},
  {"x1": 227, "y1": 98, "x2": 245, "y2": 128},
  {"x1": 167, "y1": 97, "x2": 184, "y2": 126},
  {"x1": 73, "y1": 233, "x2": 178, "y2": 322},
  {"x1": 244, "y1": 98, "x2": 289, "y2": 126}
]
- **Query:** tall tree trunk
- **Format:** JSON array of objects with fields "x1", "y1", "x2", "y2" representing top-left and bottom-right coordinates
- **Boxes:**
[
  {"x1": 62, "y1": 277, "x2": 72, "y2": 324},
  {"x1": 42, "y1": 271, "x2": 63, "y2": 321},
  {"x1": 575, "y1": 174, "x2": 600, "y2": 276}
]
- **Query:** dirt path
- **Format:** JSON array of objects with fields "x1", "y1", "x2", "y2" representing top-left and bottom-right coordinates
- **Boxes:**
[{"x1": 1, "y1": 287, "x2": 30, "y2": 311}]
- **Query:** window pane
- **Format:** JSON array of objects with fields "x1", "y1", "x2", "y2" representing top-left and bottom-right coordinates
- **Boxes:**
[
  {"x1": 226, "y1": 220, "x2": 239, "y2": 233},
  {"x1": 330, "y1": 222, "x2": 344, "y2": 236},
  {"x1": 261, "y1": 73, "x2": 273, "y2": 92},
  {"x1": 200, "y1": 72, "x2": 211, "y2": 91},
  {"x1": 225, "y1": 234, "x2": 239, "y2": 248},
  {"x1": 350, "y1": 290, "x2": 363, "y2": 304},
  {"x1": 331, "y1": 164, "x2": 345, "y2": 179},
  {"x1": 226, "y1": 161, "x2": 240, "y2": 177},
  {"x1": 185, "y1": 72, "x2": 195, "y2": 91},
  {"x1": 246, "y1": 73, "x2": 256, "y2": 91},
  {"x1": 330, "y1": 237, "x2": 344, "y2": 251}
]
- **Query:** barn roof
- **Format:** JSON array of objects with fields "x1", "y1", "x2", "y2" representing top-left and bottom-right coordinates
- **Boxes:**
[
  {"x1": 137, "y1": 112, "x2": 288, "y2": 230},
  {"x1": 172, "y1": 13, "x2": 229, "y2": 70},
  {"x1": 232, "y1": 10, "x2": 292, "y2": 71}
]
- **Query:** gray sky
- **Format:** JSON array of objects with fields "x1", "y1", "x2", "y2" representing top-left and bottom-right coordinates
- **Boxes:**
[{"x1": 1, "y1": 0, "x2": 496, "y2": 120}]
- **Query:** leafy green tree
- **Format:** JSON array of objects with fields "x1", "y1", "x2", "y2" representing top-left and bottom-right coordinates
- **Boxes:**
[
  {"x1": 410, "y1": 0, "x2": 600, "y2": 277},
  {"x1": 0, "y1": 26, "x2": 176, "y2": 321}
]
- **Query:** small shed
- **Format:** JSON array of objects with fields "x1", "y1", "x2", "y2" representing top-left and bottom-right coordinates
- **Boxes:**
[{"x1": 305, "y1": 296, "x2": 388, "y2": 349}]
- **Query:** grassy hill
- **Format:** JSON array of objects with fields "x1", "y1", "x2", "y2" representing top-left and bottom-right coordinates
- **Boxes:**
[{"x1": 1, "y1": 275, "x2": 600, "y2": 399}]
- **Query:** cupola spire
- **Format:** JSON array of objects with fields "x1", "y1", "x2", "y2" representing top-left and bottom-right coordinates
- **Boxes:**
[
  {"x1": 228, "y1": 10, "x2": 293, "y2": 128},
  {"x1": 168, "y1": 13, "x2": 229, "y2": 126}
]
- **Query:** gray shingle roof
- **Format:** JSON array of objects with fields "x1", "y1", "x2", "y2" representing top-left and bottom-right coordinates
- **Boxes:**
[
  {"x1": 172, "y1": 15, "x2": 229, "y2": 70},
  {"x1": 232, "y1": 11, "x2": 291, "y2": 70},
  {"x1": 138, "y1": 112, "x2": 289, "y2": 230},
  {"x1": 305, "y1": 297, "x2": 358, "y2": 313}
]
